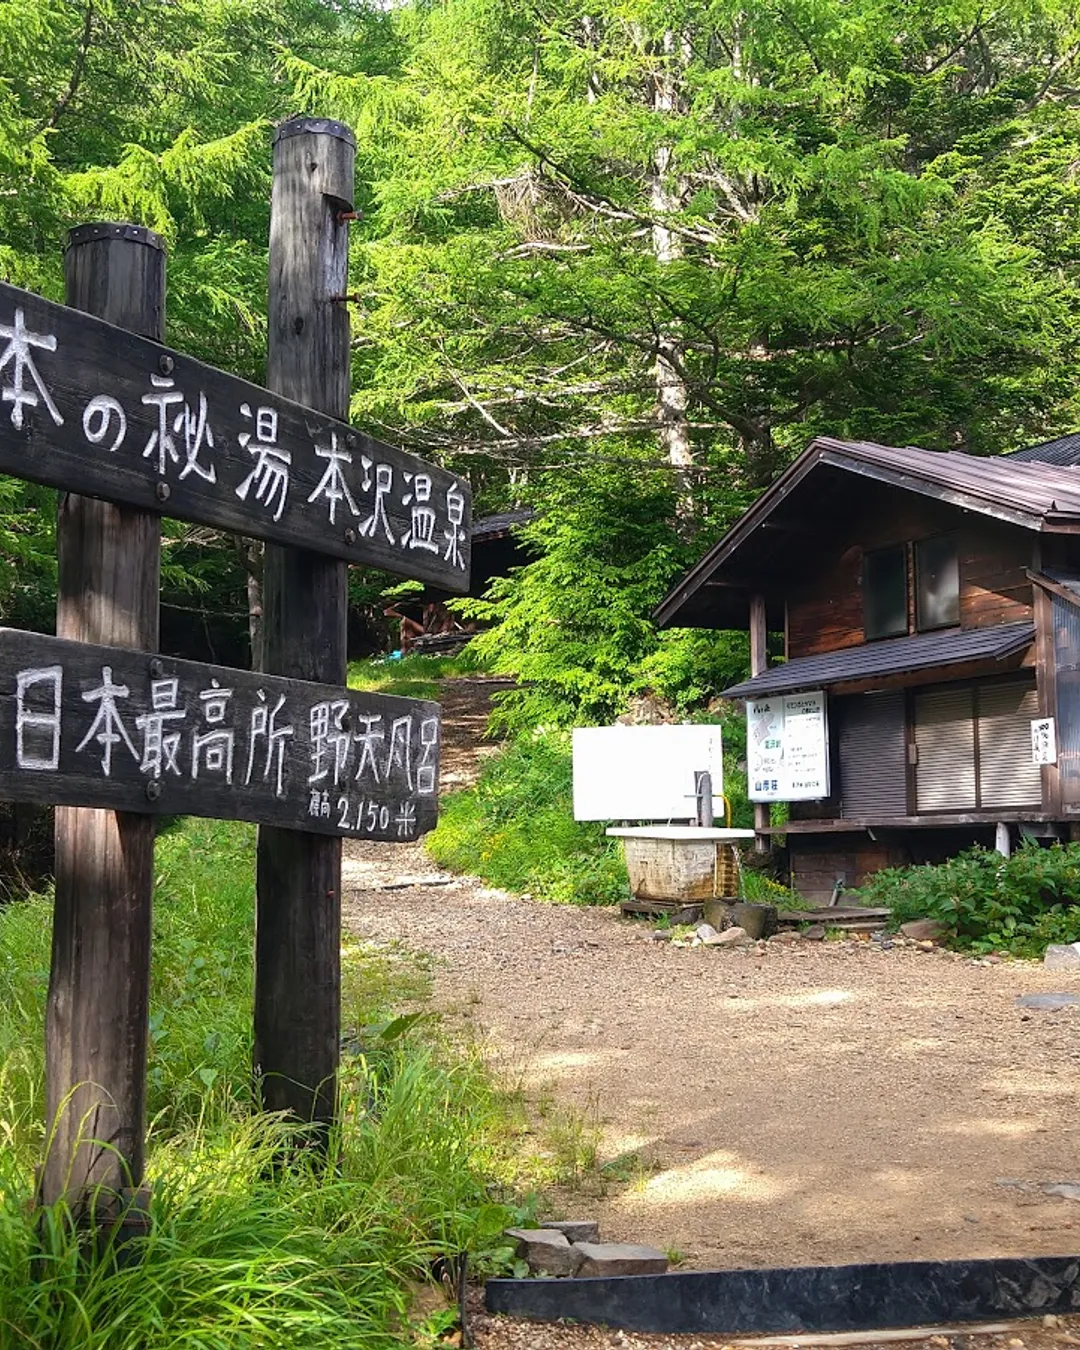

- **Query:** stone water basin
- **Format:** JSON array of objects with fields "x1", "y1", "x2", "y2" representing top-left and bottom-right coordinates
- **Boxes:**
[{"x1": 606, "y1": 825, "x2": 756, "y2": 902}]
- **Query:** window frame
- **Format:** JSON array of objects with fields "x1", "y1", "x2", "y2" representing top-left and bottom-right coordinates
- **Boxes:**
[
  {"x1": 862, "y1": 543, "x2": 909, "y2": 641},
  {"x1": 914, "y1": 533, "x2": 960, "y2": 634}
]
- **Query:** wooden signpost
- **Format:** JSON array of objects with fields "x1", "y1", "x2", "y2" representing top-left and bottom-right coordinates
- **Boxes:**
[
  {"x1": 0, "y1": 117, "x2": 470, "y2": 1221},
  {"x1": 0, "y1": 630, "x2": 440, "y2": 839},
  {"x1": 0, "y1": 277, "x2": 470, "y2": 589}
]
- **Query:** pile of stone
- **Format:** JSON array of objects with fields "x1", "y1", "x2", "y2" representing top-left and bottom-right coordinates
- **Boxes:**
[
  {"x1": 649, "y1": 916, "x2": 950, "y2": 953},
  {"x1": 504, "y1": 1220, "x2": 668, "y2": 1277}
]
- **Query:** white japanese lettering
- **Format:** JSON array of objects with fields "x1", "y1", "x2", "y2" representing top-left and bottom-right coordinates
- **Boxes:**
[
  {"x1": 75, "y1": 666, "x2": 139, "y2": 776},
  {"x1": 0, "y1": 309, "x2": 62, "y2": 430},
  {"x1": 82, "y1": 394, "x2": 126, "y2": 453},
  {"x1": 15, "y1": 666, "x2": 62, "y2": 770},
  {"x1": 307, "y1": 431, "x2": 359, "y2": 524}
]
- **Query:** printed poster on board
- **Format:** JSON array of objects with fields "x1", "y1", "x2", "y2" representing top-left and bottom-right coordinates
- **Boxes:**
[{"x1": 747, "y1": 691, "x2": 829, "y2": 802}]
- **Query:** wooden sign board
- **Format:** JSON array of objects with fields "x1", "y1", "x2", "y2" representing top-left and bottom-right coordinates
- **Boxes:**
[
  {"x1": 0, "y1": 630, "x2": 440, "y2": 841},
  {"x1": 0, "y1": 280, "x2": 471, "y2": 590}
]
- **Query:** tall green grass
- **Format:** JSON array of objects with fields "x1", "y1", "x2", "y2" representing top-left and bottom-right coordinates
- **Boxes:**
[
  {"x1": 0, "y1": 818, "x2": 522, "y2": 1348},
  {"x1": 426, "y1": 730, "x2": 630, "y2": 905},
  {"x1": 347, "y1": 649, "x2": 488, "y2": 702}
]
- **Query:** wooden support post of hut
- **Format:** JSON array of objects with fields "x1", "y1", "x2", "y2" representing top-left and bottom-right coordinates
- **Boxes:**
[{"x1": 749, "y1": 592, "x2": 770, "y2": 853}]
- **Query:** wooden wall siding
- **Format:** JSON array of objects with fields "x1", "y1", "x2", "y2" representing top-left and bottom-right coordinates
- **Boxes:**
[
  {"x1": 786, "y1": 487, "x2": 1033, "y2": 660},
  {"x1": 789, "y1": 840, "x2": 910, "y2": 906},
  {"x1": 786, "y1": 543, "x2": 864, "y2": 659},
  {"x1": 960, "y1": 519, "x2": 1033, "y2": 630}
]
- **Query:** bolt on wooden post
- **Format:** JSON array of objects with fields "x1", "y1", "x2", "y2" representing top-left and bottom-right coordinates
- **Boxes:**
[
  {"x1": 41, "y1": 223, "x2": 165, "y2": 1213},
  {"x1": 254, "y1": 118, "x2": 355, "y2": 1132}
]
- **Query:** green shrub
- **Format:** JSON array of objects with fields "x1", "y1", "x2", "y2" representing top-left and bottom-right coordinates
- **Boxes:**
[
  {"x1": 426, "y1": 731, "x2": 629, "y2": 905},
  {"x1": 0, "y1": 817, "x2": 523, "y2": 1346},
  {"x1": 348, "y1": 647, "x2": 489, "y2": 702},
  {"x1": 854, "y1": 841, "x2": 1080, "y2": 956}
]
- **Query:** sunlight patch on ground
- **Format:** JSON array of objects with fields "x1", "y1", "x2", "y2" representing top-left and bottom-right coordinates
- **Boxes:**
[
  {"x1": 729, "y1": 988, "x2": 857, "y2": 1011},
  {"x1": 531, "y1": 1049, "x2": 624, "y2": 1075},
  {"x1": 940, "y1": 1118, "x2": 1041, "y2": 1137},
  {"x1": 628, "y1": 1149, "x2": 789, "y2": 1206},
  {"x1": 341, "y1": 857, "x2": 386, "y2": 883},
  {"x1": 862, "y1": 1166, "x2": 924, "y2": 1194},
  {"x1": 985, "y1": 1069, "x2": 1074, "y2": 1098},
  {"x1": 601, "y1": 1131, "x2": 655, "y2": 1157}
]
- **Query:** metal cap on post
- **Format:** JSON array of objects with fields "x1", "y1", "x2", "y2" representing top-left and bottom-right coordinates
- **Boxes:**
[
  {"x1": 42, "y1": 222, "x2": 165, "y2": 1218},
  {"x1": 64, "y1": 222, "x2": 166, "y2": 342},
  {"x1": 255, "y1": 118, "x2": 356, "y2": 1136}
]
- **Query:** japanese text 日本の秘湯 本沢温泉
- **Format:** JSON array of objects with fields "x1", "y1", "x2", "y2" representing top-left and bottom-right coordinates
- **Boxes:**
[
  {"x1": 0, "y1": 631, "x2": 441, "y2": 841},
  {"x1": 0, "y1": 281, "x2": 471, "y2": 589}
]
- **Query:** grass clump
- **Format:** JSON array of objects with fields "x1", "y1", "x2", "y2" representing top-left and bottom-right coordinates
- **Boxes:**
[
  {"x1": 0, "y1": 816, "x2": 525, "y2": 1348},
  {"x1": 348, "y1": 648, "x2": 488, "y2": 702},
  {"x1": 855, "y1": 841, "x2": 1080, "y2": 956},
  {"x1": 426, "y1": 730, "x2": 629, "y2": 906}
]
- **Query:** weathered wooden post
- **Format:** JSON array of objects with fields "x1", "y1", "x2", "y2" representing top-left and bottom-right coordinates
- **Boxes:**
[
  {"x1": 254, "y1": 118, "x2": 355, "y2": 1129},
  {"x1": 41, "y1": 223, "x2": 165, "y2": 1212},
  {"x1": 749, "y1": 592, "x2": 770, "y2": 853}
]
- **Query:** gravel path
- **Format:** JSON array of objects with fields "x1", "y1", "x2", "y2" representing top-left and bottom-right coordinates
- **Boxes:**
[{"x1": 342, "y1": 677, "x2": 1080, "y2": 1340}]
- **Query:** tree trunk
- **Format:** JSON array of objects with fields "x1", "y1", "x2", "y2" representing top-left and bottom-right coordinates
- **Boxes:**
[
  {"x1": 650, "y1": 29, "x2": 694, "y2": 526},
  {"x1": 740, "y1": 415, "x2": 777, "y2": 491}
]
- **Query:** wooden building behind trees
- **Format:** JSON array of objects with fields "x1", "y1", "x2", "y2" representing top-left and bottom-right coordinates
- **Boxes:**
[{"x1": 656, "y1": 436, "x2": 1080, "y2": 904}]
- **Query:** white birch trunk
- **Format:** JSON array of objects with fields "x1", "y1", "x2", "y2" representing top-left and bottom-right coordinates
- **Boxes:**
[{"x1": 650, "y1": 30, "x2": 694, "y2": 523}]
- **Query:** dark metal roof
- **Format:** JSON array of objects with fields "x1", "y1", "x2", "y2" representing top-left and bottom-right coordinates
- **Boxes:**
[
  {"x1": 471, "y1": 509, "x2": 533, "y2": 542},
  {"x1": 655, "y1": 436, "x2": 1080, "y2": 632},
  {"x1": 809, "y1": 439, "x2": 1080, "y2": 527},
  {"x1": 1044, "y1": 567, "x2": 1080, "y2": 596},
  {"x1": 1007, "y1": 433, "x2": 1080, "y2": 466},
  {"x1": 721, "y1": 622, "x2": 1034, "y2": 699}
]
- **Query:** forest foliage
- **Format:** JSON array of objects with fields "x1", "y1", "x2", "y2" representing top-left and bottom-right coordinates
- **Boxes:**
[{"x1": 5, "y1": 0, "x2": 1080, "y2": 709}]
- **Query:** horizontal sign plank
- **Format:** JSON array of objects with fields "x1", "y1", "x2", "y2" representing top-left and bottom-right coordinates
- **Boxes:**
[
  {"x1": 0, "y1": 630, "x2": 440, "y2": 840},
  {"x1": 0, "y1": 280, "x2": 471, "y2": 590}
]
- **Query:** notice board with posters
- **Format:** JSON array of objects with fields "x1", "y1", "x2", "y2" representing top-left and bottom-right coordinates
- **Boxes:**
[{"x1": 747, "y1": 690, "x2": 829, "y2": 803}]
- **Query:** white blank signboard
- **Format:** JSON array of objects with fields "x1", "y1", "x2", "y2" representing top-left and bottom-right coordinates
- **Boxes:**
[{"x1": 572, "y1": 724, "x2": 724, "y2": 821}]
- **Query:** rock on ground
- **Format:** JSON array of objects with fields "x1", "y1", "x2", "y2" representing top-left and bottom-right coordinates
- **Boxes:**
[
  {"x1": 1044, "y1": 943, "x2": 1080, "y2": 970},
  {"x1": 505, "y1": 1228, "x2": 581, "y2": 1277},
  {"x1": 541, "y1": 1220, "x2": 601, "y2": 1243},
  {"x1": 900, "y1": 919, "x2": 949, "y2": 942},
  {"x1": 573, "y1": 1242, "x2": 669, "y2": 1276}
]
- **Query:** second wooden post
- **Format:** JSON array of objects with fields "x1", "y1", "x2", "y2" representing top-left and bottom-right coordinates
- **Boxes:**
[{"x1": 254, "y1": 118, "x2": 355, "y2": 1129}]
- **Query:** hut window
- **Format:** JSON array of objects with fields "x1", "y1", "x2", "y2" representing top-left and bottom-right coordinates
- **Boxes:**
[
  {"x1": 915, "y1": 535, "x2": 959, "y2": 631},
  {"x1": 914, "y1": 677, "x2": 1041, "y2": 812},
  {"x1": 864, "y1": 545, "x2": 907, "y2": 640}
]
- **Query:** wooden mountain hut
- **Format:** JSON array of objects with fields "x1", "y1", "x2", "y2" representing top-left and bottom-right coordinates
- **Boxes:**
[{"x1": 654, "y1": 436, "x2": 1080, "y2": 904}]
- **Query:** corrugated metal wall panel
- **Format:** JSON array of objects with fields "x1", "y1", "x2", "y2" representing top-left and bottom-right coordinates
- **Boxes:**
[
  {"x1": 978, "y1": 680, "x2": 1040, "y2": 807},
  {"x1": 915, "y1": 687, "x2": 976, "y2": 811},
  {"x1": 1054, "y1": 595, "x2": 1080, "y2": 809},
  {"x1": 838, "y1": 692, "x2": 907, "y2": 818}
]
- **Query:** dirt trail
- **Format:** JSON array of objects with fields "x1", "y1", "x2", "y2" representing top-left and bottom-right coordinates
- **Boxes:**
[{"x1": 342, "y1": 678, "x2": 1080, "y2": 1277}]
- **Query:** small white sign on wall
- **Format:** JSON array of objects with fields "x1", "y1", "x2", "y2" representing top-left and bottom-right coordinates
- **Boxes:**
[
  {"x1": 1031, "y1": 717, "x2": 1057, "y2": 765},
  {"x1": 747, "y1": 690, "x2": 830, "y2": 802}
]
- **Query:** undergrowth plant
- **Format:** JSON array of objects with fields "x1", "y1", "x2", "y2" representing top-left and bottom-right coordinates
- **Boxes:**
[
  {"x1": 347, "y1": 648, "x2": 489, "y2": 702},
  {"x1": 425, "y1": 704, "x2": 762, "y2": 906},
  {"x1": 426, "y1": 730, "x2": 629, "y2": 905},
  {"x1": 0, "y1": 816, "x2": 527, "y2": 1348},
  {"x1": 856, "y1": 841, "x2": 1080, "y2": 955}
]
